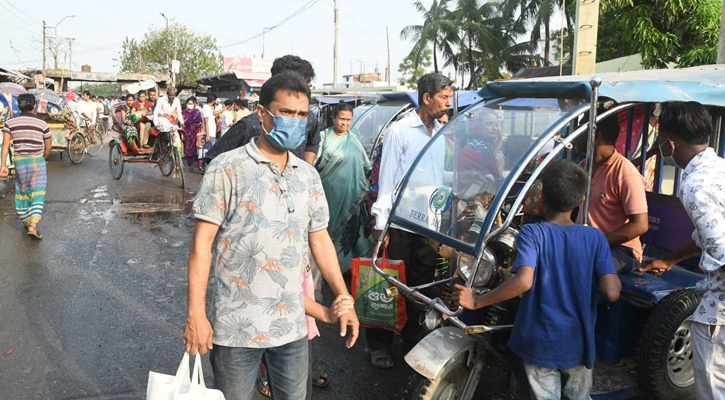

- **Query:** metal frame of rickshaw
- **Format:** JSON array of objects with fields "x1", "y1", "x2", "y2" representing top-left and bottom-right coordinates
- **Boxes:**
[{"x1": 368, "y1": 65, "x2": 725, "y2": 399}]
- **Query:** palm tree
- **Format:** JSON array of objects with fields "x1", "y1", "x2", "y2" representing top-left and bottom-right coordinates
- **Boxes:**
[
  {"x1": 400, "y1": 0, "x2": 457, "y2": 72},
  {"x1": 504, "y1": 0, "x2": 559, "y2": 66},
  {"x1": 453, "y1": 0, "x2": 500, "y2": 88}
]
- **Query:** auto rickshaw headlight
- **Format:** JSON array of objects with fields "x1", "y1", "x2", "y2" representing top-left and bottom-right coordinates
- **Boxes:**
[{"x1": 457, "y1": 247, "x2": 497, "y2": 287}]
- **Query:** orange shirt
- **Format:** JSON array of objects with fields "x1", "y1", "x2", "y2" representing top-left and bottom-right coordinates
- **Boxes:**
[{"x1": 584, "y1": 150, "x2": 648, "y2": 261}]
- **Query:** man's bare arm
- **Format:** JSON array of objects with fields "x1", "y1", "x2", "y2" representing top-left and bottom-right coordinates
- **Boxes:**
[{"x1": 605, "y1": 213, "x2": 648, "y2": 247}]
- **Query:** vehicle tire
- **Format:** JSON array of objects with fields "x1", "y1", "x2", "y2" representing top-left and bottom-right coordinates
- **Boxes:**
[
  {"x1": 86, "y1": 131, "x2": 103, "y2": 157},
  {"x1": 109, "y1": 142, "x2": 124, "y2": 180},
  {"x1": 636, "y1": 289, "x2": 702, "y2": 400},
  {"x1": 411, "y1": 352, "x2": 475, "y2": 400},
  {"x1": 174, "y1": 150, "x2": 185, "y2": 189},
  {"x1": 159, "y1": 142, "x2": 175, "y2": 177},
  {"x1": 67, "y1": 131, "x2": 86, "y2": 164}
]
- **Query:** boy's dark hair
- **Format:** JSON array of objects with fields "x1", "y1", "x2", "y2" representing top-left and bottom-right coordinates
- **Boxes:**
[
  {"x1": 659, "y1": 102, "x2": 712, "y2": 145},
  {"x1": 540, "y1": 160, "x2": 589, "y2": 212},
  {"x1": 126, "y1": 94, "x2": 135, "y2": 101},
  {"x1": 207, "y1": 93, "x2": 217, "y2": 103},
  {"x1": 233, "y1": 99, "x2": 245, "y2": 108},
  {"x1": 224, "y1": 99, "x2": 233, "y2": 107},
  {"x1": 83, "y1": 90, "x2": 91, "y2": 97},
  {"x1": 138, "y1": 90, "x2": 147, "y2": 97},
  {"x1": 148, "y1": 88, "x2": 156, "y2": 95},
  {"x1": 259, "y1": 70, "x2": 311, "y2": 109},
  {"x1": 334, "y1": 101, "x2": 353, "y2": 117},
  {"x1": 418, "y1": 72, "x2": 452, "y2": 106},
  {"x1": 187, "y1": 96, "x2": 197, "y2": 104},
  {"x1": 17, "y1": 94, "x2": 36, "y2": 112},
  {"x1": 271, "y1": 55, "x2": 315, "y2": 84}
]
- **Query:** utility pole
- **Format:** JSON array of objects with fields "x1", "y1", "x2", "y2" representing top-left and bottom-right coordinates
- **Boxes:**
[
  {"x1": 386, "y1": 25, "x2": 391, "y2": 86},
  {"x1": 333, "y1": 0, "x2": 339, "y2": 88},
  {"x1": 42, "y1": 20, "x2": 46, "y2": 89},
  {"x1": 572, "y1": 0, "x2": 600, "y2": 75},
  {"x1": 718, "y1": 0, "x2": 725, "y2": 64},
  {"x1": 173, "y1": 24, "x2": 178, "y2": 87},
  {"x1": 60, "y1": 38, "x2": 74, "y2": 92},
  {"x1": 160, "y1": 13, "x2": 169, "y2": 76}
]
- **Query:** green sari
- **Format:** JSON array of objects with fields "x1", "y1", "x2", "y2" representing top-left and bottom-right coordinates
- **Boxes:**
[{"x1": 316, "y1": 128, "x2": 373, "y2": 272}]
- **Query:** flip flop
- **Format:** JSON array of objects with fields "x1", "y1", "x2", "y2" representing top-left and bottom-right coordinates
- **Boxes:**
[
  {"x1": 256, "y1": 368, "x2": 271, "y2": 398},
  {"x1": 312, "y1": 372, "x2": 329, "y2": 388},
  {"x1": 27, "y1": 229, "x2": 42, "y2": 240},
  {"x1": 370, "y1": 348, "x2": 394, "y2": 369}
]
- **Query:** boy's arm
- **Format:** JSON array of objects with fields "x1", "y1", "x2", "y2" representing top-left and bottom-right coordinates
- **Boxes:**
[
  {"x1": 453, "y1": 267, "x2": 534, "y2": 310},
  {"x1": 595, "y1": 231, "x2": 621, "y2": 303},
  {"x1": 598, "y1": 274, "x2": 621, "y2": 303}
]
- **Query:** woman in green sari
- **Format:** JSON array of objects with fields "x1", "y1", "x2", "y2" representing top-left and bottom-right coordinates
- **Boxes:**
[{"x1": 316, "y1": 102, "x2": 373, "y2": 272}]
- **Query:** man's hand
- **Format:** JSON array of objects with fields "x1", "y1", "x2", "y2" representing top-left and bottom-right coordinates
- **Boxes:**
[
  {"x1": 639, "y1": 259, "x2": 674, "y2": 276},
  {"x1": 452, "y1": 284, "x2": 478, "y2": 310},
  {"x1": 0, "y1": 166, "x2": 8, "y2": 178},
  {"x1": 182, "y1": 315, "x2": 213, "y2": 355},
  {"x1": 338, "y1": 308, "x2": 359, "y2": 348}
]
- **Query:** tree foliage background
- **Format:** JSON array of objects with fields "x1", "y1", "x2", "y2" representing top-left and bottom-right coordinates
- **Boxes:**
[
  {"x1": 399, "y1": 49, "x2": 433, "y2": 89},
  {"x1": 116, "y1": 24, "x2": 223, "y2": 87}
]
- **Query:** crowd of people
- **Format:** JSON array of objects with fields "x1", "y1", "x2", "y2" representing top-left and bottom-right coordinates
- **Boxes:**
[{"x1": 0, "y1": 52, "x2": 722, "y2": 400}]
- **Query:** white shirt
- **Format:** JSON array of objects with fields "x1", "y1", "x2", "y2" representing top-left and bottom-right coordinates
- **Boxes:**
[
  {"x1": 372, "y1": 110, "x2": 445, "y2": 231},
  {"x1": 203, "y1": 104, "x2": 217, "y2": 138},
  {"x1": 221, "y1": 109, "x2": 234, "y2": 136},
  {"x1": 679, "y1": 147, "x2": 725, "y2": 325},
  {"x1": 152, "y1": 96, "x2": 184, "y2": 126},
  {"x1": 77, "y1": 100, "x2": 97, "y2": 124}
]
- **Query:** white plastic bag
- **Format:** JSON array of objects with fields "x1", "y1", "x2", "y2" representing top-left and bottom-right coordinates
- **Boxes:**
[
  {"x1": 173, "y1": 353, "x2": 225, "y2": 400},
  {"x1": 146, "y1": 352, "x2": 191, "y2": 400}
]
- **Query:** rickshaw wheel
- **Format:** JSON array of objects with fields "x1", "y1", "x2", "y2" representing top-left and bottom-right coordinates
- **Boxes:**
[
  {"x1": 158, "y1": 136, "x2": 175, "y2": 177},
  {"x1": 67, "y1": 131, "x2": 86, "y2": 164},
  {"x1": 109, "y1": 142, "x2": 124, "y2": 180},
  {"x1": 636, "y1": 289, "x2": 701, "y2": 400},
  {"x1": 86, "y1": 131, "x2": 103, "y2": 157},
  {"x1": 413, "y1": 353, "x2": 471, "y2": 400}
]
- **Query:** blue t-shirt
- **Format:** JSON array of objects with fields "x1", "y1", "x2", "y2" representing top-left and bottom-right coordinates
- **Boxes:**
[{"x1": 508, "y1": 223, "x2": 615, "y2": 369}]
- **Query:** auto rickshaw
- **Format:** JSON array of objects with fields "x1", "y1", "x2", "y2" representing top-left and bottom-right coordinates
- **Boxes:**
[{"x1": 370, "y1": 65, "x2": 725, "y2": 400}]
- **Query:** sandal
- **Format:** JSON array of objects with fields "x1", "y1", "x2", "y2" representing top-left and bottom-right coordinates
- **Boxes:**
[
  {"x1": 27, "y1": 228, "x2": 43, "y2": 240},
  {"x1": 256, "y1": 367, "x2": 271, "y2": 398},
  {"x1": 312, "y1": 372, "x2": 329, "y2": 388},
  {"x1": 369, "y1": 348, "x2": 394, "y2": 369}
]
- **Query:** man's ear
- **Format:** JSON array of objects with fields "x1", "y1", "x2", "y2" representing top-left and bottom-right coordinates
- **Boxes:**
[
  {"x1": 257, "y1": 104, "x2": 266, "y2": 124},
  {"x1": 422, "y1": 92, "x2": 431, "y2": 106}
]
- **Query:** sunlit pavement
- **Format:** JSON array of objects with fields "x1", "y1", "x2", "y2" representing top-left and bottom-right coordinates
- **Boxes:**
[{"x1": 0, "y1": 151, "x2": 512, "y2": 400}]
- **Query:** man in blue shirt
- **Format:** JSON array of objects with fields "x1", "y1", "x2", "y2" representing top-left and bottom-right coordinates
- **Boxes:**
[{"x1": 454, "y1": 160, "x2": 621, "y2": 399}]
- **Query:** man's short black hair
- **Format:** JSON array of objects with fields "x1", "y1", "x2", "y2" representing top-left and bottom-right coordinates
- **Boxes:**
[
  {"x1": 224, "y1": 99, "x2": 233, "y2": 107},
  {"x1": 659, "y1": 102, "x2": 712, "y2": 145},
  {"x1": 148, "y1": 88, "x2": 156, "y2": 94},
  {"x1": 207, "y1": 93, "x2": 217, "y2": 103},
  {"x1": 83, "y1": 90, "x2": 91, "y2": 97},
  {"x1": 540, "y1": 160, "x2": 589, "y2": 212},
  {"x1": 259, "y1": 70, "x2": 311, "y2": 109},
  {"x1": 334, "y1": 101, "x2": 353, "y2": 117},
  {"x1": 418, "y1": 72, "x2": 452, "y2": 106},
  {"x1": 271, "y1": 55, "x2": 315, "y2": 84},
  {"x1": 17, "y1": 93, "x2": 36, "y2": 112},
  {"x1": 233, "y1": 99, "x2": 245, "y2": 108},
  {"x1": 187, "y1": 96, "x2": 197, "y2": 104}
]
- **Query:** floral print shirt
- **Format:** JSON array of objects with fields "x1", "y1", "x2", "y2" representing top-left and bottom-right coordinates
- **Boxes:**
[
  {"x1": 679, "y1": 148, "x2": 725, "y2": 325},
  {"x1": 193, "y1": 139, "x2": 330, "y2": 348}
]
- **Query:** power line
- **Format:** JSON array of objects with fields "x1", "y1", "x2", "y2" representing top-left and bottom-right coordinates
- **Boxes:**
[
  {"x1": 0, "y1": 19, "x2": 39, "y2": 35},
  {"x1": 340, "y1": 9, "x2": 387, "y2": 47},
  {"x1": 0, "y1": 1, "x2": 36, "y2": 26},
  {"x1": 0, "y1": 0, "x2": 40, "y2": 23},
  {"x1": 221, "y1": 0, "x2": 320, "y2": 48}
]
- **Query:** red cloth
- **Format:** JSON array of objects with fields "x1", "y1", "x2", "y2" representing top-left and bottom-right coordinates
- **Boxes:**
[{"x1": 458, "y1": 146, "x2": 501, "y2": 179}]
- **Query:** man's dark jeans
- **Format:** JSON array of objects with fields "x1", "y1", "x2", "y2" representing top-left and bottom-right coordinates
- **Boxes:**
[
  {"x1": 611, "y1": 245, "x2": 641, "y2": 274},
  {"x1": 366, "y1": 228, "x2": 438, "y2": 351},
  {"x1": 210, "y1": 337, "x2": 308, "y2": 400}
]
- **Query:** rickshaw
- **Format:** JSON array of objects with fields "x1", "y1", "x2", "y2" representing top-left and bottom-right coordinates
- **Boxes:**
[
  {"x1": 0, "y1": 84, "x2": 23, "y2": 180},
  {"x1": 107, "y1": 103, "x2": 185, "y2": 188},
  {"x1": 370, "y1": 65, "x2": 725, "y2": 400}
]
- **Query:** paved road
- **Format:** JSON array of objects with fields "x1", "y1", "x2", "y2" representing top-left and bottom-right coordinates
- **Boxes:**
[{"x1": 0, "y1": 149, "x2": 513, "y2": 400}]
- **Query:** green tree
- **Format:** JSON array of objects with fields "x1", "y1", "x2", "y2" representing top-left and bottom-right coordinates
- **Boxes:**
[
  {"x1": 400, "y1": 0, "x2": 457, "y2": 72},
  {"x1": 504, "y1": 0, "x2": 562, "y2": 66},
  {"x1": 597, "y1": 0, "x2": 722, "y2": 68},
  {"x1": 79, "y1": 83, "x2": 122, "y2": 97},
  {"x1": 116, "y1": 24, "x2": 223, "y2": 87},
  {"x1": 398, "y1": 49, "x2": 433, "y2": 89}
]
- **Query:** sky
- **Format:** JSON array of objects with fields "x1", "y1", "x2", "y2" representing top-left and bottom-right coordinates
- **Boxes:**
[{"x1": 0, "y1": 0, "x2": 446, "y2": 87}]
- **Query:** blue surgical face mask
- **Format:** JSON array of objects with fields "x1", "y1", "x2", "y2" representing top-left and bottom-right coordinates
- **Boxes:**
[{"x1": 262, "y1": 108, "x2": 307, "y2": 151}]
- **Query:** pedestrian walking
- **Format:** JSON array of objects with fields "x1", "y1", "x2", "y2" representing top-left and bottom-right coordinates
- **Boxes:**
[
  {"x1": 640, "y1": 102, "x2": 725, "y2": 400},
  {"x1": 182, "y1": 97, "x2": 203, "y2": 172},
  {"x1": 0, "y1": 93, "x2": 52, "y2": 240},
  {"x1": 183, "y1": 71, "x2": 359, "y2": 400}
]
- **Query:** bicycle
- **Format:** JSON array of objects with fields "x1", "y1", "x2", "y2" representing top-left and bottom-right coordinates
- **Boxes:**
[{"x1": 67, "y1": 118, "x2": 104, "y2": 164}]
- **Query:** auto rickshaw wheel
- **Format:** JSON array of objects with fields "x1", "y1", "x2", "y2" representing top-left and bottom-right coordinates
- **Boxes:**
[
  {"x1": 636, "y1": 289, "x2": 701, "y2": 400},
  {"x1": 109, "y1": 142, "x2": 124, "y2": 180},
  {"x1": 412, "y1": 353, "x2": 472, "y2": 400},
  {"x1": 67, "y1": 131, "x2": 85, "y2": 164}
]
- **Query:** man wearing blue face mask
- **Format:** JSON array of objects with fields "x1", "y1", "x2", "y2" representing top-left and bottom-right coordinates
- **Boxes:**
[
  {"x1": 204, "y1": 55, "x2": 320, "y2": 166},
  {"x1": 184, "y1": 71, "x2": 360, "y2": 400}
]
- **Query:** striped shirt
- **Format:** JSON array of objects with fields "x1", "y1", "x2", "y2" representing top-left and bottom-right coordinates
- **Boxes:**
[{"x1": 2, "y1": 114, "x2": 51, "y2": 156}]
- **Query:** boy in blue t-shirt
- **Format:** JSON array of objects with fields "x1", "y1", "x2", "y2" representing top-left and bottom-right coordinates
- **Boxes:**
[{"x1": 453, "y1": 160, "x2": 622, "y2": 400}]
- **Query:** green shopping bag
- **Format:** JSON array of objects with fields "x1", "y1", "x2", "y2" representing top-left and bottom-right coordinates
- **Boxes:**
[{"x1": 351, "y1": 253, "x2": 407, "y2": 331}]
